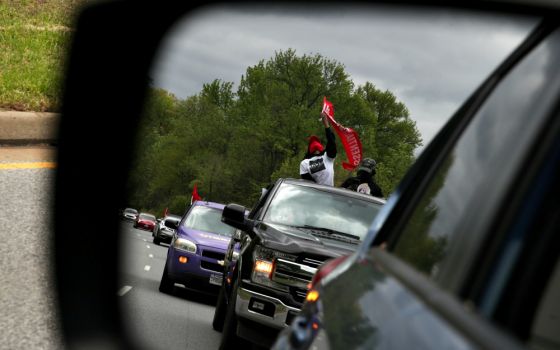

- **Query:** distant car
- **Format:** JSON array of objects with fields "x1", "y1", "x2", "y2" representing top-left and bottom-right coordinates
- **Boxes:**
[
  {"x1": 159, "y1": 201, "x2": 243, "y2": 295},
  {"x1": 133, "y1": 213, "x2": 156, "y2": 231},
  {"x1": 152, "y1": 214, "x2": 181, "y2": 245},
  {"x1": 121, "y1": 208, "x2": 138, "y2": 221}
]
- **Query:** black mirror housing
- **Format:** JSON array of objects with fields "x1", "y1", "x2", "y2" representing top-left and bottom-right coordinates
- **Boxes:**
[
  {"x1": 165, "y1": 219, "x2": 178, "y2": 230},
  {"x1": 222, "y1": 203, "x2": 251, "y2": 231}
]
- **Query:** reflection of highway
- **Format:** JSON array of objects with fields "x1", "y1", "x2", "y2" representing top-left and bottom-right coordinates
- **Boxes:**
[{"x1": 118, "y1": 222, "x2": 222, "y2": 349}]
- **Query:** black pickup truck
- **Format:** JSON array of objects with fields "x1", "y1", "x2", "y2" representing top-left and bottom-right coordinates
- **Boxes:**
[{"x1": 211, "y1": 178, "x2": 385, "y2": 349}]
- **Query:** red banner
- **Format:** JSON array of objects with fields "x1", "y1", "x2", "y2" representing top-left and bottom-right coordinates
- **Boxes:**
[{"x1": 322, "y1": 97, "x2": 362, "y2": 171}]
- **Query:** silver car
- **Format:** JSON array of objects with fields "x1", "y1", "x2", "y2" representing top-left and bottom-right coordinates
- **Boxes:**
[{"x1": 152, "y1": 214, "x2": 181, "y2": 245}]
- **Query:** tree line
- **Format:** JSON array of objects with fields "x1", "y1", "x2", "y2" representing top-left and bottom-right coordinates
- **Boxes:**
[{"x1": 127, "y1": 49, "x2": 422, "y2": 216}]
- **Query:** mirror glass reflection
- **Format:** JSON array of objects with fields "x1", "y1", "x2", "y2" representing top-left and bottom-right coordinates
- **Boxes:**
[{"x1": 117, "y1": 4, "x2": 536, "y2": 349}]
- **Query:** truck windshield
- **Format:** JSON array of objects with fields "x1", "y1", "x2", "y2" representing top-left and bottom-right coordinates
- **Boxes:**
[
  {"x1": 263, "y1": 183, "x2": 383, "y2": 241},
  {"x1": 182, "y1": 206, "x2": 236, "y2": 236}
]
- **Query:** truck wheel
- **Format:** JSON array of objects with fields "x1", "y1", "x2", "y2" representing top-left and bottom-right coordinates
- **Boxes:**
[
  {"x1": 212, "y1": 284, "x2": 227, "y2": 331},
  {"x1": 153, "y1": 236, "x2": 160, "y2": 245},
  {"x1": 218, "y1": 280, "x2": 241, "y2": 350},
  {"x1": 159, "y1": 263, "x2": 174, "y2": 294}
]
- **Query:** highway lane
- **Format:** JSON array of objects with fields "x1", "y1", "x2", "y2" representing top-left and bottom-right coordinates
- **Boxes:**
[
  {"x1": 118, "y1": 222, "x2": 223, "y2": 349},
  {"x1": 0, "y1": 146, "x2": 62, "y2": 349}
]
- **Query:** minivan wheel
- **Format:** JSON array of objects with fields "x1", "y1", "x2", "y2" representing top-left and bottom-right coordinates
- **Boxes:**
[{"x1": 159, "y1": 263, "x2": 174, "y2": 294}]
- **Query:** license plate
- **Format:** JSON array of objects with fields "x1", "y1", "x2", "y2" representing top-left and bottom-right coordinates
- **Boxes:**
[{"x1": 209, "y1": 274, "x2": 222, "y2": 286}]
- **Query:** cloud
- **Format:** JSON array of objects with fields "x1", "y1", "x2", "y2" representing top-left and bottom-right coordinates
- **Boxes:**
[{"x1": 152, "y1": 4, "x2": 536, "y2": 149}]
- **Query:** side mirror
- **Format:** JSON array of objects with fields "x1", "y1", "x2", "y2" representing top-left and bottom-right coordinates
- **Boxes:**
[
  {"x1": 165, "y1": 219, "x2": 179, "y2": 230},
  {"x1": 233, "y1": 229, "x2": 242, "y2": 241},
  {"x1": 222, "y1": 203, "x2": 252, "y2": 231}
]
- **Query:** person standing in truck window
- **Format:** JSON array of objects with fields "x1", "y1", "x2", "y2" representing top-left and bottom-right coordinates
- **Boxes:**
[
  {"x1": 341, "y1": 158, "x2": 384, "y2": 198},
  {"x1": 300, "y1": 113, "x2": 337, "y2": 186}
]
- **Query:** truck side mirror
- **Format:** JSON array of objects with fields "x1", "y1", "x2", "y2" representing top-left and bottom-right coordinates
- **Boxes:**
[{"x1": 222, "y1": 203, "x2": 252, "y2": 231}]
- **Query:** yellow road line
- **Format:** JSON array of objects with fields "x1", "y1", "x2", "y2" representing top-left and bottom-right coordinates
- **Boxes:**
[{"x1": 0, "y1": 162, "x2": 57, "y2": 170}]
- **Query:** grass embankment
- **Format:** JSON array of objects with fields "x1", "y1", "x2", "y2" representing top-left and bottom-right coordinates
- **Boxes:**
[{"x1": 0, "y1": 1, "x2": 84, "y2": 112}]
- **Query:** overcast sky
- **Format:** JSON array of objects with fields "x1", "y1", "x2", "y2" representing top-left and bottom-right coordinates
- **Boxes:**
[{"x1": 151, "y1": 4, "x2": 536, "y2": 152}]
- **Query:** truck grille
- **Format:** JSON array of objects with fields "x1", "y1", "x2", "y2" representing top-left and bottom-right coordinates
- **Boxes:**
[
  {"x1": 272, "y1": 258, "x2": 317, "y2": 289},
  {"x1": 296, "y1": 254, "x2": 331, "y2": 268},
  {"x1": 301, "y1": 257, "x2": 324, "y2": 268},
  {"x1": 271, "y1": 255, "x2": 332, "y2": 304},
  {"x1": 293, "y1": 289, "x2": 308, "y2": 303}
]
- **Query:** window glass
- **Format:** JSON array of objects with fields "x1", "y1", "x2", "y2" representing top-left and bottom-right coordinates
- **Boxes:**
[
  {"x1": 182, "y1": 206, "x2": 236, "y2": 236},
  {"x1": 391, "y1": 28, "x2": 560, "y2": 291},
  {"x1": 248, "y1": 184, "x2": 274, "y2": 219},
  {"x1": 139, "y1": 214, "x2": 156, "y2": 221},
  {"x1": 263, "y1": 183, "x2": 383, "y2": 240}
]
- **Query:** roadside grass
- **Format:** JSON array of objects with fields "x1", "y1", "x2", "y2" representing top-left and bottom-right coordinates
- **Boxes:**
[{"x1": 0, "y1": 1, "x2": 85, "y2": 112}]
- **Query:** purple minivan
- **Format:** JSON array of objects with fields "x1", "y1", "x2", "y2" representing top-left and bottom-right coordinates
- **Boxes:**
[{"x1": 159, "y1": 201, "x2": 237, "y2": 294}]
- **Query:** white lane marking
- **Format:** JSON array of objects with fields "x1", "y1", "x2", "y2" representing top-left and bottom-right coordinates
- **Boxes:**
[
  {"x1": 146, "y1": 245, "x2": 150, "y2": 249},
  {"x1": 137, "y1": 234, "x2": 140, "y2": 237},
  {"x1": 149, "y1": 254, "x2": 154, "y2": 258},
  {"x1": 117, "y1": 286, "x2": 133, "y2": 296},
  {"x1": 144, "y1": 265, "x2": 151, "y2": 271},
  {"x1": 143, "y1": 239, "x2": 147, "y2": 242}
]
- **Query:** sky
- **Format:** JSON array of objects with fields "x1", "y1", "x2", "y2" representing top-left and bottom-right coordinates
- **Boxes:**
[{"x1": 151, "y1": 4, "x2": 536, "y2": 153}]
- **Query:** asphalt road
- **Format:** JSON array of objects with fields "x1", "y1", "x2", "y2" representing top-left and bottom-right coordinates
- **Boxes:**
[
  {"x1": 0, "y1": 146, "x2": 62, "y2": 349},
  {"x1": 0, "y1": 146, "x2": 223, "y2": 349},
  {"x1": 118, "y1": 222, "x2": 222, "y2": 350}
]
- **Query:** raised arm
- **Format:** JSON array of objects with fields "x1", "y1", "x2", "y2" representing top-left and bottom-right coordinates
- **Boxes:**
[{"x1": 323, "y1": 114, "x2": 337, "y2": 159}]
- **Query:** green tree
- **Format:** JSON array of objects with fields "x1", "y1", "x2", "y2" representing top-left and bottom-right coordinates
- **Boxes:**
[
  {"x1": 231, "y1": 50, "x2": 355, "y2": 190},
  {"x1": 356, "y1": 82, "x2": 422, "y2": 193},
  {"x1": 201, "y1": 79, "x2": 235, "y2": 111},
  {"x1": 128, "y1": 50, "x2": 423, "y2": 213}
]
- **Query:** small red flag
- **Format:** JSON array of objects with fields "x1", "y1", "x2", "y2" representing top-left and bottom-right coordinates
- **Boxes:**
[
  {"x1": 322, "y1": 97, "x2": 335, "y2": 119},
  {"x1": 322, "y1": 97, "x2": 363, "y2": 171},
  {"x1": 191, "y1": 184, "x2": 202, "y2": 204},
  {"x1": 163, "y1": 207, "x2": 169, "y2": 217}
]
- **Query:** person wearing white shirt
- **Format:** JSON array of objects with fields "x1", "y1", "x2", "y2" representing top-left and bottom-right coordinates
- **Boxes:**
[{"x1": 299, "y1": 113, "x2": 337, "y2": 186}]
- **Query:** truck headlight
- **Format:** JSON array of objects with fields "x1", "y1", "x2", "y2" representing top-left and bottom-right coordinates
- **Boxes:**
[
  {"x1": 173, "y1": 238, "x2": 197, "y2": 254},
  {"x1": 251, "y1": 245, "x2": 295, "y2": 292}
]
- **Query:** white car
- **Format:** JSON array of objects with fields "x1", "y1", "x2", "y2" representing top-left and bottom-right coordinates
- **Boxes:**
[{"x1": 121, "y1": 208, "x2": 138, "y2": 221}]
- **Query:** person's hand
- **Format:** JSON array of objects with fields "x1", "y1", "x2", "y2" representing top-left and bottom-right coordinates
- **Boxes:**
[{"x1": 321, "y1": 112, "x2": 330, "y2": 128}]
